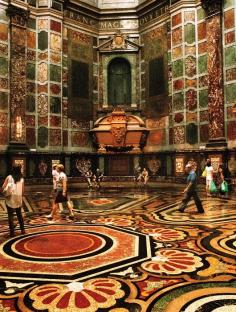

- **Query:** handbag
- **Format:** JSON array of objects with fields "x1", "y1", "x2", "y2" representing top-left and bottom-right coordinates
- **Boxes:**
[
  {"x1": 202, "y1": 169, "x2": 206, "y2": 177},
  {"x1": 209, "y1": 180, "x2": 217, "y2": 193},
  {"x1": 221, "y1": 181, "x2": 228, "y2": 193}
]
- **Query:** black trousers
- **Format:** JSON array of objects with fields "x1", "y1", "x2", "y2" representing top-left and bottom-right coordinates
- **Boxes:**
[
  {"x1": 6, "y1": 204, "x2": 25, "y2": 237},
  {"x1": 179, "y1": 190, "x2": 204, "y2": 213}
]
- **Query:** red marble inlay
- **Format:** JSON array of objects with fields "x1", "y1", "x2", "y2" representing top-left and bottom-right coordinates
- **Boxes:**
[
  {"x1": 227, "y1": 121, "x2": 236, "y2": 140},
  {"x1": 172, "y1": 27, "x2": 182, "y2": 46},
  {"x1": 0, "y1": 23, "x2": 8, "y2": 41},
  {"x1": 172, "y1": 13, "x2": 182, "y2": 27},
  {"x1": 225, "y1": 31, "x2": 235, "y2": 45},
  {"x1": 50, "y1": 20, "x2": 61, "y2": 33},
  {"x1": 14, "y1": 232, "x2": 103, "y2": 258},
  {"x1": 173, "y1": 79, "x2": 184, "y2": 91},
  {"x1": 198, "y1": 41, "x2": 207, "y2": 54},
  {"x1": 198, "y1": 22, "x2": 206, "y2": 40}
]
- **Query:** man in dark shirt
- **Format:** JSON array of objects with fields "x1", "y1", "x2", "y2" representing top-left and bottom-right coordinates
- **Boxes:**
[{"x1": 178, "y1": 161, "x2": 204, "y2": 213}]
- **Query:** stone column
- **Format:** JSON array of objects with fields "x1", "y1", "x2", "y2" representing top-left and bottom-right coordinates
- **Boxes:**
[
  {"x1": 201, "y1": 0, "x2": 226, "y2": 147},
  {"x1": 6, "y1": 5, "x2": 29, "y2": 151}
]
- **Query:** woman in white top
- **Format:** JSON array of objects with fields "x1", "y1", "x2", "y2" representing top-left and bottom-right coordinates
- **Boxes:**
[
  {"x1": 205, "y1": 159, "x2": 214, "y2": 196},
  {"x1": 2, "y1": 164, "x2": 25, "y2": 237}
]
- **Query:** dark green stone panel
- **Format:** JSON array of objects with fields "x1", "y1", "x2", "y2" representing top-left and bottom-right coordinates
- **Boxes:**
[
  {"x1": 38, "y1": 31, "x2": 48, "y2": 51},
  {"x1": 225, "y1": 46, "x2": 236, "y2": 67},
  {"x1": 0, "y1": 92, "x2": 8, "y2": 110},
  {"x1": 198, "y1": 55, "x2": 207, "y2": 74},
  {"x1": 50, "y1": 65, "x2": 61, "y2": 82},
  {"x1": 186, "y1": 123, "x2": 198, "y2": 144},
  {"x1": 0, "y1": 57, "x2": 8, "y2": 76},
  {"x1": 172, "y1": 59, "x2": 183, "y2": 78},
  {"x1": 173, "y1": 92, "x2": 184, "y2": 111},
  {"x1": 225, "y1": 83, "x2": 236, "y2": 103},
  {"x1": 38, "y1": 127, "x2": 48, "y2": 148},
  {"x1": 199, "y1": 89, "x2": 208, "y2": 108},
  {"x1": 184, "y1": 24, "x2": 195, "y2": 44},
  {"x1": 27, "y1": 63, "x2": 36, "y2": 80},
  {"x1": 27, "y1": 18, "x2": 36, "y2": 29},
  {"x1": 50, "y1": 97, "x2": 61, "y2": 113},
  {"x1": 26, "y1": 95, "x2": 35, "y2": 112}
]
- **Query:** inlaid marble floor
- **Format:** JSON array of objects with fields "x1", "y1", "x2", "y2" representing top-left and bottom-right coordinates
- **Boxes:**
[{"x1": 0, "y1": 187, "x2": 235, "y2": 311}]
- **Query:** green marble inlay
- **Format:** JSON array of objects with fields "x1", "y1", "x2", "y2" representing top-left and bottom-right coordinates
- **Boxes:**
[
  {"x1": 38, "y1": 31, "x2": 48, "y2": 51},
  {"x1": 26, "y1": 63, "x2": 35, "y2": 80},
  {"x1": 173, "y1": 92, "x2": 184, "y2": 111},
  {"x1": 198, "y1": 55, "x2": 207, "y2": 74},
  {"x1": 197, "y1": 8, "x2": 206, "y2": 21},
  {"x1": 0, "y1": 57, "x2": 8, "y2": 76},
  {"x1": 50, "y1": 64, "x2": 61, "y2": 82},
  {"x1": 63, "y1": 87, "x2": 68, "y2": 97},
  {"x1": 63, "y1": 57, "x2": 68, "y2": 68},
  {"x1": 184, "y1": 24, "x2": 195, "y2": 44},
  {"x1": 0, "y1": 7, "x2": 8, "y2": 21},
  {"x1": 26, "y1": 95, "x2": 35, "y2": 112},
  {"x1": 0, "y1": 92, "x2": 8, "y2": 110},
  {"x1": 199, "y1": 89, "x2": 208, "y2": 108},
  {"x1": 225, "y1": 46, "x2": 236, "y2": 66},
  {"x1": 225, "y1": 83, "x2": 236, "y2": 103},
  {"x1": 27, "y1": 18, "x2": 36, "y2": 29},
  {"x1": 172, "y1": 59, "x2": 183, "y2": 78},
  {"x1": 50, "y1": 96, "x2": 61, "y2": 113},
  {"x1": 224, "y1": 0, "x2": 235, "y2": 9}
]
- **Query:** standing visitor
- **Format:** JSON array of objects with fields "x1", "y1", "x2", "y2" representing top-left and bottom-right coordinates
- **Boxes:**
[
  {"x1": 2, "y1": 164, "x2": 25, "y2": 237},
  {"x1": 205, "y1": 159, "x2": 214, "y2": 196},
  {"x1": 46, "y1": 164, "x2": 74, "y2": 221},
  {"x1": 178, "y1": 161, "x2": 204, "y2": 213}
]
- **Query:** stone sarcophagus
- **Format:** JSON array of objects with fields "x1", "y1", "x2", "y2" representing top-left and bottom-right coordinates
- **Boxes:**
[{"x1": 90, "y1": 108, "x2": 149, "y2": 153}]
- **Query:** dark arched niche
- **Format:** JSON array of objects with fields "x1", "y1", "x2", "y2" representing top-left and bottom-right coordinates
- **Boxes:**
[{"x1": 108, "y1": 57, "x2": 131, "y2": 106}]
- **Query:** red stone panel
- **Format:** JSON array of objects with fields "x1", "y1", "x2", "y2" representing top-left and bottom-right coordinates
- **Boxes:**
[
  {"x1": 147, "y1": 130, "x2": 166, "y2": 145},
  {"x1": 0, "y1": 126, "x2": 8, "y2": 145},
  {"x1": 224, "y1": 9, "x2": 235, "y2": 29},
  {"x1": 225, "y1": 31, "x2": 235, "y2": 45},
  {"x1": 50, "y1": 20, "x2": 61, "y2": 33},
  {"x1": 198, "y1": 22, "x2": 206, "y2": 40},
  {"x1": 227, "y1": 121, "x2": 236, "y2": 140},
  {"x1": 172, "y1": 13, "x2": 182, "y2": 27}
]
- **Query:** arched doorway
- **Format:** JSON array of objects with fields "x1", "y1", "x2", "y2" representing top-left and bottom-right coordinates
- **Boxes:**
[{"x1": 108, "y1": 57, "x2": 131, "y2": 106}]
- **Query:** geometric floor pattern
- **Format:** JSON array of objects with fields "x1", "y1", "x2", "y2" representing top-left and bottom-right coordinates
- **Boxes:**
[{"x1": 0, "y1": 187, "x2": 235, "y2": 311}]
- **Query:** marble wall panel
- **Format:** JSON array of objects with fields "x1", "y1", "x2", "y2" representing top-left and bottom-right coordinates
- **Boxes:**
[
  {"x1": 38, "y1": 19, "x2": 48, "y2": 30},
  {"x1": 71, "y1": 131, "x2": 89, "y2": 147},
  {"x1": 186, "y1": 112, "x2": 197, "y2": 122},
  {"x1": 50, "y1": 52, "x2": 61, "y2": 64},
  {"x1": 50, "y1": 97, "x2": 61, "y2": 114},
  {"x1": 172, "y1": 12, "x2": 182, "y2": 27},
  {"x1": 197, "y1": 22, "x2": 206, "y2": 40},
  {"x1": 224, "y1": 0, "x2": 234, "y2": 9},
  {"x1": 38, "y1": 94, "x2": 48, "y2": 115},
  {"x1": 225, "y1": 31, "x2": 235, "y2": 45},
  {"x1": 27, "y1": 18, "x2": 36, "y2": 30},
  {"x1": 0, "y1": 92, "x2": 8, "y2": 110},
  {"x1": 0, "y1": 23, "x2": 8, "y2": 41},
  {"x1": 186, "y1": 123, "x2": 198, "y2": 144},
  {"x1": 38, "y1": 126, "x2": 48, "y2": 147},
  {"x1": 50, "y1": 64, "x2": 61, "y2": 82},
  {"x1": 184, "y1": 11, "x2": 195, "y2": 22},
  {"x1": 225, "y1": 46, "x2": 236, "y2": 66},
  {"x1": 199, "y1": 75, "x2": 208, "y2": 88},
  {"x1": 0, "y1": 126, "x2": 8, "y2": 145},
  {"x1": 50, "y1": 20, "x2": 61, "y2": 33},
  {"x1": 27, "y1": 31, "x2": 36, "y2": 49},
  {"x1": 0, "y1": 77, "x2": 8, "y2": 89},
  {"x1": 0, "y1": 57, "x2": 8, "y2": 76},
  {"x1": 26, "y1": 128, "x2": 36, "y2": 146},
  {"x1": 198, "y1": 42, "x2": 207, "y2": 54},
  {"x1": 26, "y1": 95, "x2": 35, "y2": 112},
  {"x1": 0, "y1": 43, "x2": 8, "y2": 55},
  {"x1": 38, "y1": 84, "x2": 48, "y2": 93},
  {"x1": 184, "y1": 24, "x2": 195, "y2": 44},
  {"x1": 147, "y1": 129, "x2": 166, "y2": 145},
  {"x1": 38, "y1": 116, "x2": 48, "y2": 126},
  {"x1": 38, "y1": 62, "x2": 48, "y2": 83},
  {"x1": 200, "y1": 124, "x2": 209, "y2": 142},
  {"x1": 185, "y1": 56, "x2": 196, "y2": 77},
  {"x1": 174, "y1": 112, "x2": 184, "y2": 123},
  {"x1": 172, "y1": 46, "x2": 182, "y2": 59},
  {"x1": 50, "y1": 33, "x2": 61, "y2": 51},
  {"x1": 172, "y1": 27, "x2": 182, "y2": 46},
  {"x1": 173, "y1": 79, "x2": 184, "y2": 91},
  {"x1": 38, "y1": 31, "x2": 48, "y2": 50},
  {"x1": 63, "y1": 130, "x2": 68, "y2": 146},
  {"x1": 172, "y1": 59, "x2": 183, "y2": 78},
  {"x1": 199, "y1": 89, "x2": 208, "y2": 108},
  {"x1": 27, "y1": 82, "x2": 35, "y2": 93},
  {"x1": 25, "y1": 115, "x2": 35, "y2": 127},
  {"x1": 26, "y1": 63, "x2": 35, "y2": 80},
  {"x1": 227, "y1": 121, "x2": 236, "y2": 140},
  {"x1": 186, "y1": 89, "x2": 197, "y2": 110},
  {"x1": 27, "y1": 50, "x2": 36, "y2": 62},
  {"x1": 173, "y1": 92, "x2": 184, "y2": 110},
  {"x1": 0, "y1": 112, "x2": 8, "y2": 126},
  {"x1": 63, "y1": 39, "x2": 68, "y2": 55},
  {"x1": 227, "y1": 106, "x2": 236, "y2": 119},
  {"x1": 224, "y1": 9, "x2": 234, "y2": 29},
  {"x1": 173, "y1": 126, "x2": 185, "y2": 144},
  {"x1": 50, "y1": 116, "x2": 61, "y2": 127},
  {"x1": 198, "y1": 54, "x2": 207, "y2": 74},
  {"x1": 225, "y1": 83, "x2": 236, "y2": 103},
  {"x1": 38, "y1": 52, "x2": 48, "y2": 61},
  {"x1": 186, "y1": 79, "x2": 197, "y2": 88},
  {"x1": 50, "y1": 129, "x2": 61, "y2": 146},
  {"x1": 185, "y1": 46, "x2": 196, "y2": 55},
  {"x1": 71, "y1": 31, "x2": 91, "y2": 45},
  {"x1": 50, "y1": 84, "x2": 61, "y2": 95},
  {"x1": 200, "y1": 110, "x2": 209, "y2": 122}
]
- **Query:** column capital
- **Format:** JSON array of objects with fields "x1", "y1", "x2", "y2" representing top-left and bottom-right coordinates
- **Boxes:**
[{"x1": 201, "y1": 0, "x2": 223, "y2": 16}]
